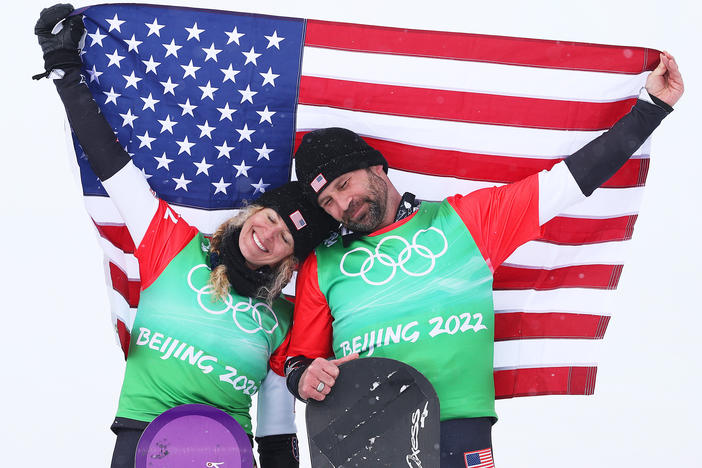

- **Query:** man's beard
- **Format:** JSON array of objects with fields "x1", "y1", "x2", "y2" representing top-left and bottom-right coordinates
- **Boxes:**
[{"x1": 342, "y1": 170, "x2": 388, "y2": 232}]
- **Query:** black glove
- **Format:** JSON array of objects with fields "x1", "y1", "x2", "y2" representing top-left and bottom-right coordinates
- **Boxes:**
[{"x1": 33, "y1": 3, "x2": 84, "y2": 79}]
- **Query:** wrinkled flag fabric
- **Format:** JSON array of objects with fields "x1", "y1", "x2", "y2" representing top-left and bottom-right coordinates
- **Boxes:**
[{"x1": 68, "y1": 3, "x2": 660, "y2": 399}]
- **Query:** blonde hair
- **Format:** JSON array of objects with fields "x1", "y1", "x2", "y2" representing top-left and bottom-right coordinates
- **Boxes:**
[{"x1": 208, "y1": 205, "x2": 298, "y2": 304}]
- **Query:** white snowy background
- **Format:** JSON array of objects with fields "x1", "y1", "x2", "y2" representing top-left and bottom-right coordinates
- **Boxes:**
[{"x1": 2, "y1": 0, "x2": 700, "y2": 466}]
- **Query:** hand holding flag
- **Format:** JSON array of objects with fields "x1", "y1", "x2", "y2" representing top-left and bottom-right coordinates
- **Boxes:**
[
  {"x1": 33, "y1": 3, "x2": 84, "y2": 79},
  {"x1": 646, "y1": 52, "x2": 684, "y2": 106}
]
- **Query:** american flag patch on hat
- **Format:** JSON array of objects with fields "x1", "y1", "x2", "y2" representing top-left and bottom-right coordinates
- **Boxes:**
[
  {"x1": 310, "y1": 173, "x2": 327, "y2": 193},
  {"x1": 289, "y1": 210, "x2": 307, "y2": 230},
  {"x1": 464, "y1": 448, "x2": 494, "y2": 468}
]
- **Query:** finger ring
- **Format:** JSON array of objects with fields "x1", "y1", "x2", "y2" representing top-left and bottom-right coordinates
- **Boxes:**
[{"x1": 316, "y1": 382, "x2": 325, "y2": 392}]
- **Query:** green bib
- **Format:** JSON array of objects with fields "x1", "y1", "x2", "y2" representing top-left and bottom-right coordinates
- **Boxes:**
[
  {"x1": 316, "y1": 201, "x2": 496, "y2": 420},
  {"x1": 116, "y1": 234, "x2": 293, "y2": 433}
]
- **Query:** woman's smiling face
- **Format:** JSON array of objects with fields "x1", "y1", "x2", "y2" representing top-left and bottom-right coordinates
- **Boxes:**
[{"x1": 238, "y1": 207, "x2": 294, "y2": 269}]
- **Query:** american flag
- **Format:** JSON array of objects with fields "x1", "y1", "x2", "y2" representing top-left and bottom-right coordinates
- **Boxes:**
[
  {"x1": 289, "y1": 210, "x2": 307, "y2": 230},
  {"x1": 70, "y1": 3, "x2": 659, "y2": 399},
  {"x1": 464, "y1": 448, "x2": 495, "y2": 468}
]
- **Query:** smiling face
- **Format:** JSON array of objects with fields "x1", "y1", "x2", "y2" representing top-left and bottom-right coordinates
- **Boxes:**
[
  {"x1": 238, "y1": 207, "x2": 294, "y2": 269},
  {"x1": 317, "y1": 165, "x2": 391, "y2": 232}
]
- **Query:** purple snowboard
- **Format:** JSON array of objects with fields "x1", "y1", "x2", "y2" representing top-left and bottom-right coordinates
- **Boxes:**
[{"x1": 135, "y1": 404, "x2": 253, "y2": 468}]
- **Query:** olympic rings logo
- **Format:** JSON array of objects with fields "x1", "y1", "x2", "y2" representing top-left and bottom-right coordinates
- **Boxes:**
[
  {"x1": 339, "y1": 227, "x2": 448, "y2": 286},
  {"x1": 187, "y1": 264, "x2": 279, "y2": 335}
]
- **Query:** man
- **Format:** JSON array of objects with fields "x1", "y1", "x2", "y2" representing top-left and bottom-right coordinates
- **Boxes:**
[{"x1": 283, "y1": 53, "x2": 683, "y2": 467}]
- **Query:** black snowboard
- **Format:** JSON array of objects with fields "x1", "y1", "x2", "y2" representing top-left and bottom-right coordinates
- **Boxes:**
[{"x1": 306, "y1": 357, "x2": 440, "y2": 467}]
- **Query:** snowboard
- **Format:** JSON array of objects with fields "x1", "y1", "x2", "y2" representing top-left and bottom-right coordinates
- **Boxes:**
[
  {"x1": 135, "y1": 404, "x2": 253, "y2": 468},
  {"x1": 306, "y1": 357, "x2": 440, "y2": 467}
]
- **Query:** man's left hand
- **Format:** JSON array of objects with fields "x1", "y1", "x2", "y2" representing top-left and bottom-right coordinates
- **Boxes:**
[{"x1": 646, "y1": 51, "x2": 684, "y2": 107}]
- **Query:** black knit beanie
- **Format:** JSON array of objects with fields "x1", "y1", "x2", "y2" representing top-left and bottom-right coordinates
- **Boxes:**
[
  {"x1": 294, "y1": 128, "x2": 388, "y2": 203},
  {"x1": 253, "y1": 181, "x2": 338, "y2": 261}
]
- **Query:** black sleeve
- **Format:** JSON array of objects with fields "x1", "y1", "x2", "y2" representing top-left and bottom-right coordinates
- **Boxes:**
[
  {"x1": 256, "y1": 433, "x2": 299, "y2": 468},
  {"x1": 53, "y1": 67, "x2": 130, "y2": 181},
  {"x1": 564, "y1": 97, "x2": 671, "y2": 196},
  {"x1": 285, "y1": 355, "x2": 314, "y2": 402}
]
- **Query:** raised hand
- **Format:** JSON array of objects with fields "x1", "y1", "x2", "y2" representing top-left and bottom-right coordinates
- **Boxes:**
[
  {"x1": 646, "y1": 51, "x2": 684, "y2": 107},
  {"x1": 34, "y1": 3, "x2": 84, "y2": 78}
]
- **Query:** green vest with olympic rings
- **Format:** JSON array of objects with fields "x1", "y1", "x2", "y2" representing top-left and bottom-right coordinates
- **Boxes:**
[
  {"x1": 315, "y1": 200, "x2": 497, "y2": 420},
  {"x1": 116, "y1": 233, "x2": 293, "y2": 434}
]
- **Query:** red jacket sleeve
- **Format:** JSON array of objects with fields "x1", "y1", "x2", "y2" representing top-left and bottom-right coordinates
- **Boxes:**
[
  {"x1": 136, "y1": 199, "x2": 199, "y2": 290},
  {"x1": 287, "y1": 252, "x2": 335, "y2": 359},
  {"x1": 447, "y1": 173, "x2": 543, "y2": 272}
]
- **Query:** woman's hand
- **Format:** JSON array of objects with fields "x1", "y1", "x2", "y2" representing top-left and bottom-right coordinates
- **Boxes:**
[
  {"x1": 34, "y1": 3, "x2": 84, "y2": 78},
  {"x1": 299, "y1": 353, "x2": 359, "y2": 401}
]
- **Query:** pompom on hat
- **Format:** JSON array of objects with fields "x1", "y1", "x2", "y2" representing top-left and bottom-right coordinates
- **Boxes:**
[{"x1": 294, "y1": 128, "x2": 388, "y2": 203}]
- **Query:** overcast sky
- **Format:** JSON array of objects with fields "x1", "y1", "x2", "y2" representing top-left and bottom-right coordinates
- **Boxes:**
[{"x1": 3, "y1": 1, "x2": 700, "y2": 466}]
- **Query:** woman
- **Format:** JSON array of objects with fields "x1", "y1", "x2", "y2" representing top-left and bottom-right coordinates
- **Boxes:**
[{"x1": 34, "y1": 5, "x2": 336, "y2": 467}]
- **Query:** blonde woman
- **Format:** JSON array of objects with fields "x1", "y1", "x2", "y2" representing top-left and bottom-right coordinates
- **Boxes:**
[{"x1": 34, "y1": 5, "x2": 335, "y2": 467}]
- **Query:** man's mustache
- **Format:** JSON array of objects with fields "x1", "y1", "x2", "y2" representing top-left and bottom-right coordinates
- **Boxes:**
[{"x1": 343, "y1": 199, "x2": 362, "y2": 222}]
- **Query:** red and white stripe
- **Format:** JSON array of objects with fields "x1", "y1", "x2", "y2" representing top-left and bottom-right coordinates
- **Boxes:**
[
  {"x1": 294, "y1": 20, "x2": 658, "y2": 400},
  {"x1": 75, "y1": 16, "x2": 658, "y2": 394}
]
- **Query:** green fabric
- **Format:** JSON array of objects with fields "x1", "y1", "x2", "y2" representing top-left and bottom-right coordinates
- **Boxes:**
[
  {"x1": 116, "y1": 234, "x2": 293, "y2": 434},
  {"x1": 316, "y1": 200, "x2": 497, "y2": 420}
]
